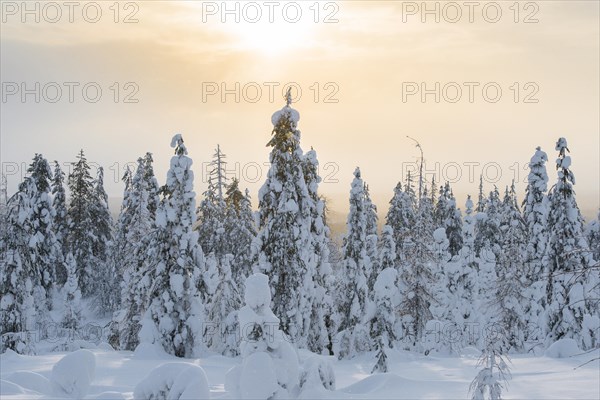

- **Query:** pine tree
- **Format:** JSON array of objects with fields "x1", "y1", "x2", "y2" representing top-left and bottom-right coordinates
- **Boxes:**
[
  {"x1": 303, "y1": 148, "x2": 336, "y2": 355},
  {"x1": 385, "y1": 182, "x2": 415, "y2": 262},
  {"x1": 521, "y1": 147, "x2": 549, "y2": 342},
  {"x1": 435, "y1": 182, "x2": 463, "y2": 257},
  {"x1": 140, "y1": 135, "x2": 205, "y2": 358},
  {"x1": 67, "y1": 150, "x2": 96, "y2": 298},
  {"x1": 51, "y1": 162, "x2": 69, "y2": 284},
  {"x1": 0, "y1": 178, "x2": 37, "y2": 354},
  {"x1": 253, "y1": 92, "x2": 314, "y2": 343},
  {"x1": 119, "y1": 154, "x2": 161, "y2": 350},
  {"x1": 455, "y1": 196, "x2": 477, "y2": 344},
  {"x1": 61, "y1": 253, "x2": 82, "y2": 331},
  {"x1": 90, "y1": 167, "x2": 115, "y2": 314},
  {"x1": 24, "y1": 154, "x2": 62, "y2": 312},
  {"x1": 197, "y1": 147, "x2": 228, "y2": 257},
  {"x1": 335, "y1": 167, "x2": 371, "y2": 358},
  {"x1": 497, "y1": 183, "x2": 528, "y2": 351},
  {"x1": 204, "y1": 253, "x2": 241, "y2": 356},
  {"x1": 545, "y1": 137, "x2": 597, "y2": 349},
  {"x1": 585, "y1": 212, "x2": 600, "y2": 263},
  {"x1": 469, "y1": 335, "x2": 511, "y2": 400},
  {"x1": 224, "y1": 179, "x2": 256, "y2": 288},
  {"x1": 369, "y1": 268, "x2": 399, "y2": 373},
  {"x1": 364, "y1": 183, "x2": 379, "y2": 291}
]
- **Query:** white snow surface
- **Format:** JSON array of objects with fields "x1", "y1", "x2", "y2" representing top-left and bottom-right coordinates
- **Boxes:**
[
  {"x1": 1, "y1": 347, "x2": 598, "y2": 399},
  {"x1": 50, "y1": 349, "x2": 96, "y2": 398}
]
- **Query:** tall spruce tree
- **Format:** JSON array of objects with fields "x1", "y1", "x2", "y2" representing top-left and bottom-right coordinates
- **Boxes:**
[
  {"x1": 67, "y1": 150, "x2": 96, "y2": 297},
  {"x1": 119, "y1": 154, "x2": 161, "y2": 350},
  {"x1": 544, "y1": 138, "x2": 597, "y2": 349},
  {"x1": 335, "y1": 167, "x2": 372, "y2": 358},
  {"x1": 253, "y1": 92, "x2": 315, "y2": 344},
  {"x1": 51, "y1": 161, "x2": 69, "y2": 284},
  {"x1": 0, "y1": 178, "x2": 37, "y2": 354},
  {"x1": 139, "y1": 135, "x2": 206, "y2": 357}
]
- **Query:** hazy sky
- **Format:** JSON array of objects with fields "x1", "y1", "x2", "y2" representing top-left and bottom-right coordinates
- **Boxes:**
[{"x1": 1, "y1": 0, "x2": 599, "y2": 222}]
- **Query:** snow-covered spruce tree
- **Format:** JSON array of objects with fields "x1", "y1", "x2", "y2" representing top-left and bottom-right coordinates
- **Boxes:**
[
  {"x1": 66, "y1": 150, "x2": 96, "y2": 298},
  {"x1": 253, "y1": 92, "x2": 314, "y2": 345},
  {"x1": 452, "y1": 196, "x2": 478, "y2": 346},
  {"x1": 0, "y1": 178, "x2": 37, "y2": 354},
  {"x1": 385, "y1": 181, "x2": 415, "y2": 263},
  {"x1": 335, "y1": 167, "x2": 372, "y2": 358},
  {"x1": 51, "y1": 161, "x2": 69, "y2": 285},
  {"x1": 475, "y1": 186, "x2": 502, "y2": 262},
  {"x1": 496, "y1": 183, "x2": 528, "y2": 352},
  {"x1": 139, "y1": 135, "x2": 205, "y2": 358},
  {"x1": 89, "y1": 167, "x2": 115, "y2": 315},
  {"x1": 435, "y1": 182, "x2": 463, "y2": 257},
  {"x1": 396, "y1": 187, "x2": 439, "y2": 351},
  {"x1": 204, "y1": 253, "x2": 241, "y2": 356},
  {"x1": 303, "y1": 148, "x2": 336, "y2": 355},
  {"x1": 118, "y1": 154, "x2": 161, "y2": 351},
  {"x1": 545, "y1": 137, "x2": 598, "y2": 349},
  {"x1": 364, "y1": 183, "x2": 380, "y2": 291},
  {"x1": 369, "y1": 267, "x2": 399, "y2": 373},
  {"x1": 0, "y1": 174, "x2": 7, "y2": 240},
  {"x1": 521, "y1": 146, "x2": 549, "y2": 344},
  {"x1": 224, "y1": 179, "x2": 256, "y2": 289},
  {"x1": 61, "y1": 253, "x2": 82, "y2": 332},
  {"x1": 197, "y1": 146, "x2": 228, "y2": 257},
  {"x1": 586, "y1": 211, "x2": 600, "y2": 263},
  {"x1": 226, "y1": 273, "x2": 300, "y2": 399},
  {"x1": 378, "y1": 225, "x2": 397, "y2": 272},
  {"x1": 23, "y1": 154, "x2": 62, "y2": 312},
  {"x1": 469, "y1": 334, "x2": 511, "y2": 400}
]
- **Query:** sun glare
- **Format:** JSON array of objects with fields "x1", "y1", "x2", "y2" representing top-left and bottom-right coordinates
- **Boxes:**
[{"x1": 226, "y1": 20, "x2": 316, "y2": 56}]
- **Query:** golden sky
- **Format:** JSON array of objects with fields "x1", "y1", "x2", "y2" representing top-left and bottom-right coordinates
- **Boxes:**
[{"x1": 1, "y1": 1, "x2": 598, "y2": 221}]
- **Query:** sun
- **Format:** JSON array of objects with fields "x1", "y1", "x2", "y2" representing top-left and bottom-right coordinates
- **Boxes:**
[{"x1": 222, "y1": 16, "x2": 316, "y2": 56}]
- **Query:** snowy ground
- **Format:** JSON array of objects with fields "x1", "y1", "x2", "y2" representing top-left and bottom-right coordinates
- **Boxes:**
[{"x1": 1, "y1": 344, "x2": 598, "y2": 399}]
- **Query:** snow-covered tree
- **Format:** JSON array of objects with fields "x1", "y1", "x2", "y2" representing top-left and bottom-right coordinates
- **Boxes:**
[
  {"x1": 435, "y1": 182, "x2": 463, "y2": 257},
  {"x1": 204, "y1": 253, "x2": 241, "y2": 356},
  {"x1": 24, "y1": 154, "x2": 62, "y2": 311},
  {"x1": 61, "y1": 253, "x2": 82, "y2": 331},
  {"x1": 303, "y1": 148, "x2": 336, "y2": 355},
  {"x1": 469, "y1": 335, "x2": 511, "y2": 400},
  {"x1": 521, "y1": 147, "x2": 549, "y2": 342},
  {"x1": 51, "y1": 161, "x2": 69, "y2": 284},
  {"x1": 544, "y1": 137, "x2": 598, "y2": 349},
  {"x1": 386, "y1": 181, "x2": 415, "y2": 262},
  {"x1": 369, "y1": 267, "x2": 399, "y2": 373},
  {"x1": 253, "y1": 92, "x2": 314, "y2": 344},
  {"x1": 496, "y1": 183, "x2": 528, "y2": 351},
  {"x1": 67, "y1": 150, "x2": 96, "y2": 298},
  {"x1": 585, "y1": 212, "x2": 600, "y2": 263},
  {"x1": 364, "y1": 184, "x2": 379, "y2": 291},
  {"x1": 139, "y1": 135, "x2": 205, "y2": 358},
  {"x1": 224, "y1": 179, "x2": 256, "y2": 288},
  {"x1": 0, "y1": 178, "x2": 37, "y2": 354},
  {"x1": 226, "y1": 273, "x2": 300, "y2": 399},
  {"x1": 90, "y1": 167, "x2": 115, "y2": 314},
  {"x1": 335, "y1": 167, "x2": 371, "y2": 358}
]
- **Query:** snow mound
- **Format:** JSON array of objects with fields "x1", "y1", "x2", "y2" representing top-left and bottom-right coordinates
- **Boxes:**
[
  {"x1": 299, "y1": 356, "x2": 336, "y2": 398},
  {"x1": 98, "y1": 342, "x2": 116, "y2": 351},
  {"x1": 133, "y1": 362, "x2": 210, "y2": 400},
  {"x1": 240, "y1": 352, "x2": 279, "y2": 399},
  {"x1": 244, "y1": 273, "x2": 271, "y2": 309},
  {"x1": 51, "y1": 349, "x2": 96, "y2": 399},
  {"x1": 1, "y1": 379, "x2": 32, "y2": 396},
  {"x1": 6, "y1": 370, "x2": 50, "y2": 394},
  {"x1": 341, "y1": 373, "x2": 408, "y2": 395},
  {"x1": 545, "y1": 339, "x2": 581, "y2": 358},
  {"x1": 91, "y1": 391, "x2": 126, "y2": 399},
  {"x1": 133, "y1": 342, "x2": 171, "y2": 360}
]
